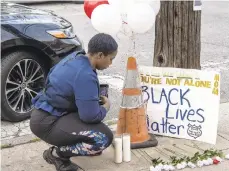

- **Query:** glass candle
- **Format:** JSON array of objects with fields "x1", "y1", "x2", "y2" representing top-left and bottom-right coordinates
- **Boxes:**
[
  {"x1": 122, "y1": 133, "x2": 131, "y2": 162},
  {"x1": 114, "y1": 135, "x2": 123, "y2": 164}
]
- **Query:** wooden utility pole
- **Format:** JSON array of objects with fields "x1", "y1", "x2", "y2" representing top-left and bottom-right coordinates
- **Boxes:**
[{"x1": 153, "y1": 1, "x2": 201, "y2": 69}]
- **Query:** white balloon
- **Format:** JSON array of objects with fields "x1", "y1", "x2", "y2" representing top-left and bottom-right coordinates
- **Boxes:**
[
  {"x1": 108, "y1": 0, "x2": 135, "y2": 15},
  {"x1": 134, "y1": 0, "x2": 161, "y2": 15},
  {"x1": 148, "y1": 0, "x2": 160, "y2": 15},
  {"x1": 127, "y1": 3, "x2": 156, "y2": 34},
  {"x1": 91, "y1": 4, "x2": 122, "y2": 35}
]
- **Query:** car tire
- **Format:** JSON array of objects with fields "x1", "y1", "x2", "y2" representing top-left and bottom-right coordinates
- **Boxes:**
[{"x1": 1, "y1": 51, "x2": 48, "y2": 122}]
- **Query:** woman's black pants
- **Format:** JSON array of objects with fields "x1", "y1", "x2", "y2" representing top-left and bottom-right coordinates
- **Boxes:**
[{"x1": 30, "y1": 109, "x2": 113, "y2": 158}]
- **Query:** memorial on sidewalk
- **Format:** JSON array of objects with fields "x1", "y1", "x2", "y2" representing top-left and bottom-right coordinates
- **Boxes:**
[
  {"x1": 139, "y1": 66, "x2": 220, "y2": 145},
  {"x1": 83, "y1": 0, "x2": 229, "y2": 170}
]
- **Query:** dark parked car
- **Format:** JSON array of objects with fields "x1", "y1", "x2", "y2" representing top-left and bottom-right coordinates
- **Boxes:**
[{"x1": 1, "y1": 3, "x2": 83, "y2": 122}]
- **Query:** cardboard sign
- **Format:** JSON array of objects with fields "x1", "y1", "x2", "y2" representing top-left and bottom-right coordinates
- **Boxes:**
[{"x1": 139, "y1": 66, "x2": 220, "y2": 144}]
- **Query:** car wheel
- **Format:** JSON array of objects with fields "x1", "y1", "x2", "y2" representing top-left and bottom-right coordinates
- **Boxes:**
[{"x1": 1, "y1": 51, "x2": 48, "y2": 122}]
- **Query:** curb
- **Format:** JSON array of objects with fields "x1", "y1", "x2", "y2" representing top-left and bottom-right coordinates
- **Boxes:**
[
  {"x1": 1, "y1": 120, "x2": 118, "y2": 149},
  {"x1": 2, "y1": 102, "x2": 229, "y2": 149},
  {"x1": 3, "y1": 0, "x2": 84, "y2": 5},
  {"x1": 1, "y1": 134, "x2": 39, "y2": 149}
]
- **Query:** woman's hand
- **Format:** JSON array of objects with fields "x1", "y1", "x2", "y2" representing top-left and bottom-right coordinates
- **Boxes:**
[{"x1": 100, "y1": 96, "x2": 110, "y2": 111}]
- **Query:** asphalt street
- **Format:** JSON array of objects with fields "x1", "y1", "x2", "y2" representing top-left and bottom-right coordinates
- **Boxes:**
[{"x1": 29, "y1": 1, "x2": 229, "y2": 103}]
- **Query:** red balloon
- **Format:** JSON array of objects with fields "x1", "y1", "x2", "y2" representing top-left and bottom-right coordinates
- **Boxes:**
[{"x1": 84, "y1": 0, "x2": 109, "y2": 19}]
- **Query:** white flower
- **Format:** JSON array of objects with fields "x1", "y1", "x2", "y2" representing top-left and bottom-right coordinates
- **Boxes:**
[
  {"x1": 181, "y1": 161, "x2": 187, "y2": 168},
  {"x1": 162, "y1": 165, "x2": 170, "y2": 171},
  {"x1": 155, "y1": 164, "x2": 163, "y2": 171},
  {"x1": 203, "y1": 159, "x2": 210, "y2": 166},
  {"x1": 176, "y1": 163, "x2": 185, "y2": 170},
  {"x1": 225, "y1": 154, "x2": 229, "y2": 160},
  {"x1": 187, "y1": 162, "x2": 196, "y2": 168},
  {"x1": 158, "y1": 163, "x2": 163, "y2": 168},
  {"x1": 168, "y1": 165, "x2": 175, "y2": 170},
  {"x1": 197, "y1": 160, "x2": 204, "y2": 167},
  {"x1": 150, "y1": 166, "x2": 159, "y2": 171},
  {"x1": 153, "y1": 167, "x2": 161, "y2": 171},
  {"x1": 215, "y1": 156, "x2": 223, "y2": 162},
  {"x1": 207, "y1": 158, "x2": 213, "y2": 165}
]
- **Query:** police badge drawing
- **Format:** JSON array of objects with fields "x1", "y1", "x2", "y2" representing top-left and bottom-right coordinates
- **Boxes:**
[{"x1": 139, "y1": 66, "x2": 220, "y2": 144}]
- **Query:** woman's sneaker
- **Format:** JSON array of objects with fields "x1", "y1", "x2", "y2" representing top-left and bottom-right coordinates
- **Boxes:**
[{"x1": 43, "y1": 146, "x2": 82, "y2": 171}]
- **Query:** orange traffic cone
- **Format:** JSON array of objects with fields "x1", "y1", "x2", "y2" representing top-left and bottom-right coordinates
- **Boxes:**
[{"x1": 116, "y1": 57, "x2": 158, "y2": 149}]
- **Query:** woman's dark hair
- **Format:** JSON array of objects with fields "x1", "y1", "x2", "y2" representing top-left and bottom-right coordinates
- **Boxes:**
[{"x1": 88, "y1": 33, "x2": 118, "y2": 56}]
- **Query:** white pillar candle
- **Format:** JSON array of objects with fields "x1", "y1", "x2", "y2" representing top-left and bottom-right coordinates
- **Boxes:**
[
  {"x1": 122, "y1": 133, "x2": 131, "y2": 162},
  {"x1": 114, "y1": 135, "x2": 123, "y2": 164}
]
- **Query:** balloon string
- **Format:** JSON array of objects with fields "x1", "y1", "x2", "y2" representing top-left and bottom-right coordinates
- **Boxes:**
[{"x1": 131, "y1": 32, "x2": 136, "y2": 55}]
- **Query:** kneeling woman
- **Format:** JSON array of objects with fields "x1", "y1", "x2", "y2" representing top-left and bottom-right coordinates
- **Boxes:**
[{"x1": 30, "y1": 33, "x2": 118, "y2": 171}]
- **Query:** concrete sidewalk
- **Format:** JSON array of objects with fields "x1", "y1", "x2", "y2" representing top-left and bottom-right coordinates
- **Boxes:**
[
  {"x1": 1, "y1": 134, "x2": 229, "y2": 171},
  {"x1": 1, "y1": 102, "x2": 229, "y2": 171},
  {"x1": 1, "y1": 140, "x2": 229, "y2": 171}
]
